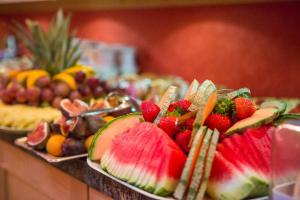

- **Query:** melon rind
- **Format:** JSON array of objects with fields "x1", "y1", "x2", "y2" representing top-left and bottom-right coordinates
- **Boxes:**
[
  {"x1": 227, "y1": 88, "x2": 251, "y2": 99},
  {"x1": 88, "y1": 113, "x2": 142, "y2": 161},
  {"x1": 260, "y1": 100, "x2": 287, "y2": 114},
  {"x1": 187, "y1": 129, "x2": 213, "y2": 200},
  {"x1": 225, "y1": 107, "x2": 279, "y2": 135},
  {"x1": 173, "y1": 126, "x2": 207, "y2": 199},
  {"x1": 195, "y1": 129, "x2": 220, "y2": 200},
  {"x1": 154, "y1": 86, "x2": 177, "y2": 124}
]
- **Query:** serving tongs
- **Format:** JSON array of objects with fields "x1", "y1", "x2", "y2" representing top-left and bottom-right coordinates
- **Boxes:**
[{"x1": 78, "y1": 92, "x2": 141, "y2": 118}]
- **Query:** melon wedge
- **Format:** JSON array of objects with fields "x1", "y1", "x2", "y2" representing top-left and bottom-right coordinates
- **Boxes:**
[
  {"x1": 174, "y1": 127, "x2": 207, "y2": 199},
  {"x1": 225, "y1": 107, "x2": 279, "y2": 135},
  {"x1": 184, "y1": 79, "x2": 200, "y2": 103},
  {"x1": 154, "y1": 86, "x2": 177, "y2": 124},
  {"x1": 195, "y1": 129, "x2": 220, "y2": 200},
  {"x1": 88, "y1": 113, "x2": 142, "y2": 161},
  {"x1": 101, "y1": 122, "x2": 187, "y2": 197}
]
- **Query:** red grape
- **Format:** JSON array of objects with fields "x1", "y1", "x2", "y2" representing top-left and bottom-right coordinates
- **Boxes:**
[
  {"x1": 69, "y1": 91, "x2": 82, "y2": 101},
  {"x1": 16, "y1": 88, "x2": 27, "y2": 103},
  {"x1": 1, "y1": 89, "x2": 14, "y2": 104},
  {"x1": 87, "y1": 77, "x2": 100, "y2": 89},
  {"x1": 36, "y1": 76, "x2": 51, "y2": 88},
  {"x1": 52, "y1": 96, "x2": 62, "y2": 108},
  {"x1": 93, "y1": 86, "x2": 104, "y2": 98},
  {"x1": 74, "y1": 71, "x2": 86, "y2": 83},
  {"x1": 41, "y1": 88, "x2": 54, "y2": 102},
  {"x1": 26, "y1": 86, "x2": 41, "y2": 102},
  {"x1": 54, "y1": 82, "x2": 70, "y2": 97}
]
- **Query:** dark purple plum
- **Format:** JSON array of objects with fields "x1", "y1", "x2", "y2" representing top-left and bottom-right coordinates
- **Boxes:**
[
  {"x1": 62, "y1": 138, "x2": 86, "y2": 156},
  {"x1": 74, "y1": 71, "x2": 86, "y2": 83}
]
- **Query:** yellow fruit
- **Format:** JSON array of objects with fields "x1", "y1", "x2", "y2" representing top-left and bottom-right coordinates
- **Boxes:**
[
  {"x1": 63, "y1": 65, "x2": 95, "y2": 77},
  {"x1": 85, "y1": 135, "x2": 94, "y2": 151},
  {"x1": 16, "y1": 71, "x2": 31, "y2": 83},
  {"x1": 26, "y1": 70, "x2": 49, "y2": 88},
  {"x1": 46, "y1": 134, "x2": 66, "y2": 157},
  {"x1": 52, "y1": 73, "x2": 77, "y2": 90},
  {"x1": 103, "y1": 116, "x2": 115, "y2": 122}
]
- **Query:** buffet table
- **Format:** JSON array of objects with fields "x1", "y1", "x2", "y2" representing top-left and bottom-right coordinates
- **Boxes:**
[{"x1": 0, "y1": 133, "x2": 154, "y2": 200}]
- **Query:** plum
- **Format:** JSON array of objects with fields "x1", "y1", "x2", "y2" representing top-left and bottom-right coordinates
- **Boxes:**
[{"x1": 62, "y1": 138, "x2": 86, "y2": 156}]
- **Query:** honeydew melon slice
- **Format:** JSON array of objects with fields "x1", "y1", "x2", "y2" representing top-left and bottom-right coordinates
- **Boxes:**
[
  {"x1": 154, "y1": 86, "x2": 177, "y2": 124},
  {"x1": 186, "y1": 129, "x2": 213, "y2": 200},
  {"x1": 190, "y1": 81, "x2": 217, "y2": 144},
  {"x1": 260, "y1": 100, "x2": 287, "y2": 114},
  {"x1": 174, "y1": 126, "x2": 207, "y2": 199},
  {"x1": 184, "y1": 79, "x2": 200, "y2": 103},
  {"x1": 89, "y1": 113, "x2": 142, "y2": 161},
  {"x1": 195, "y1": 129, "x2": 220, "y2": 200},
  {"x1": 225, "y1": 107, "x2": 280, "y2": 135},
  {"x1": 227, "y1": 88, "x2": 251, "y2": 99}
]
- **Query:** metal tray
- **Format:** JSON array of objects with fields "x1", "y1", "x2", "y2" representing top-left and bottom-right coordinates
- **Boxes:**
[{"x1": 15, "y1": 137, "x2": 87, "y2": 163}]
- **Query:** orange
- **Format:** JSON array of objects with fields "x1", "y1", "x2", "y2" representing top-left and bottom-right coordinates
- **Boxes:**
[
  {"x1": 85, "y1": 135, "x2": 94, "y2": 151},
  {"x1": 46, "y1": 134, "x2": 66, "y2": 157},
  {"x1": 103, "y1": 116, "x2": 115, "y2": 122}
]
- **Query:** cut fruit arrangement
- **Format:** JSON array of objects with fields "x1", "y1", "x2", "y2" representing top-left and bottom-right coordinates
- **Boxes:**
[
  {"x1": 26, "y1": 98, "x2": 116, "y2": 157},
  {"x1": 88, "y1": 78, "x2": 300, "y2": 199}
]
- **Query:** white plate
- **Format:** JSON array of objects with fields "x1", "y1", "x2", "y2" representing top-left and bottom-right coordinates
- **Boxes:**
[
  {"x1": 15, "y1": 137, "x2": 87, "y2": 163},
  {"x1": 87, "y1": 158, "x2": 175, "y2": 200}
]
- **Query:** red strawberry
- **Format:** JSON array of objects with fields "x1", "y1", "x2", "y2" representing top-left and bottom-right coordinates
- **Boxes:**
[
  {"x1": 205, "y1": 113, "x2": 231, "y2": 132},
  {"x1": 184, "y1": 117, "x2": 195, "y2": 130},
  {"x1": 168, "y1": 102, "x2": 176, "y2": 112},
  {"x1": 158, "y1": 116, "x2": 178, "y2": 137},
  {"x1": 141, "y1": 101, "x2": 160, "y2": 122},
  {"x1": 234, "y1": 97, "x2": 256, "y2": 120},
  {"x1": 175, "y1": 130, "x2": 192, "y2": 153},
  {"x1": 177, "y1": 99, "x2": 192, "y2": 112}
]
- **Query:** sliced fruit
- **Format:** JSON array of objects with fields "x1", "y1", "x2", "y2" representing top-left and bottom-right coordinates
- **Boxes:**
[
  {"x1": 190, "y1": 81, "x2": 217, "y2": 143},
  {"x1": 85, "y1": 135, "x2": 94, "y2": 151},
  {"x1": 195, "y1": 129, "x2": 220, "y2": 200},
  {"x1": 174, "y1": 127, "x2": 207, "y2": 200},
  {"x1": 154, "y1": 86, "x2": 177, "y2": 124},
  {"x1": 101, "y1": 122, "x2": 186, "y2": 197},
  {"x1": 207, "y1": 151, "x2": 255, "y2": 200},
  {"x1": 26, "y1": 70, "x2": 49, "y2": 88},
  {"x1": 225, "y1": 107, "x2": 280, "y2": 135},
  {"x1": 89, "y1": 113, "x2": 142, "y2": 161},
  {"x1": 60, "y1": 99, "x2": 89, "y2": 118},
  {"x1": 184, "y1": 79, "x2": 200, "y2": 103},
  {"x1": 260, "y1": 100, "x2": 287, "y2": 114},
  {"x1": 227, "y1": 88, "x2": 251, "y2": 99},
  {"x1": 187, "y1": 129, "x2": 213, "y2": 200},
  {"x1": 52, "y1": 72, "x2": 77, "y2": 90},
  {"x1": 27, "y1": 121, "x2": 50, "y2": 150}
]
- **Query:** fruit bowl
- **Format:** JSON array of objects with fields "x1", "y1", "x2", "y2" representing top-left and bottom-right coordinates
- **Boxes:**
[{"x1": 15, "y1": 137, "x2": 87, "y2": 163}]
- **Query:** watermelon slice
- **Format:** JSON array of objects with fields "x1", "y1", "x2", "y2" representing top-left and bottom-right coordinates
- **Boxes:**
[
  {"x1": 207, "y1": 126, "x2": 272, "y2": 199},
  {"x1": 101, "y1": 122, "x2": 187, "y2": 196},
  {"x1": 89, "y1": 113, "x2": 142, "y2": 161}
]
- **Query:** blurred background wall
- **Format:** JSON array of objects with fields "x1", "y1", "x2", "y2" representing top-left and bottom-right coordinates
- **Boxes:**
[{"x1": 0, "y1": 1, "x2": 299, "y2": 97}]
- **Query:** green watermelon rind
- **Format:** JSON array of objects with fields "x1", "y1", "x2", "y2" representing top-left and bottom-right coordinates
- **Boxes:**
[
  {"x1": 227, "y1": 88, "x2": 251, "y2": 99},
  {"x1": 260, "y1": 100, "x2": 287, "y2": 114},
  {"x1": 88, "y1": 112, "x2": 142, "y2": 161}
]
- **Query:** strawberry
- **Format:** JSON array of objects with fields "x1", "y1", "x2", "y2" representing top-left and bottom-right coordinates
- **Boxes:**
[
  {"x1": 175, "y1": 130, "x2": 192, "y2": 153},
  {"x1": 184, "y1": 117, "x2": 195, "y2": 130},
  {"x1": 141, "y1": 101, "x2": 160, "y2": 122},
  {"x1": 205, "y1": 113, "x2": 232, "y2": 132},
  {"x1": 158, "y1": 116, "x2": 178, "y2": 137},
  {"x1": 177, "y1": 99, "x2": 192, "y2": 112},
  {"x1": 234, "y1": 97, "x2": 256, "y2": 120}
]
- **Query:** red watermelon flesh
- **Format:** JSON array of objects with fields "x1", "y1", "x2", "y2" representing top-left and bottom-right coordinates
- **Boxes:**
[
  {"x1": 208, "y1": 126, "x2": 272, "y2": 199},
  {"x1": 101, "y1": 122, "x2": 187, "y2": 197}
]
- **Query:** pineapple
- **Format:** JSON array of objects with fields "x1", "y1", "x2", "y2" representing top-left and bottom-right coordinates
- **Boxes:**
[{"x1": 12, "y1": 10, "x2": 81, "y2": 76}]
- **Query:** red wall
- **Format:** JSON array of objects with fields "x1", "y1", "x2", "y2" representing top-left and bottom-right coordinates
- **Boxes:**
[{"x1": 0, "y1": 2, "x2": 300, "y2": 97}]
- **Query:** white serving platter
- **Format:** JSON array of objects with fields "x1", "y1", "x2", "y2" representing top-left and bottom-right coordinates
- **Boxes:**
[
  {"x1": 87, "y1": 158, "x2": 269, "y2": 200},
  {"x1": 87, "y1": 158, "x2": 176, "y2": 200},
  {"x1": 15, "y1": 137, "x2": 87, "y2": 163}
]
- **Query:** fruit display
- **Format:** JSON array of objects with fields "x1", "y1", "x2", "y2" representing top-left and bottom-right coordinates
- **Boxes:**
[
  {"x1": 88, "y1": 79, "x2": 300, "y2": 199},
  {"x1": 0, "y1": 102, "x2": 61, "y2": 130}
]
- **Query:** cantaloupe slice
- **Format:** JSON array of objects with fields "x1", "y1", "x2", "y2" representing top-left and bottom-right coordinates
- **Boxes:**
[
  {"x1": 174, "y1": 127, "x2": 207, "y2": 199},
  {"x1": 184, "y1": 79, "x2": 200, "y2": 103},
  {"x1": 195, "y1": 129, "x2": 220, "y2": 200},
  {"x1": 88, "y1": 113, "x2": 142, "y2": 161},
  {"x1": 225, "y1": 107, "x2": 280, "y2": 135},
  {"x1": 153, "y1": 86, "x2": 177, "y2": 124},
  {"x1": 186, "y1": 129, "x2": 213, "y2": 200}
]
